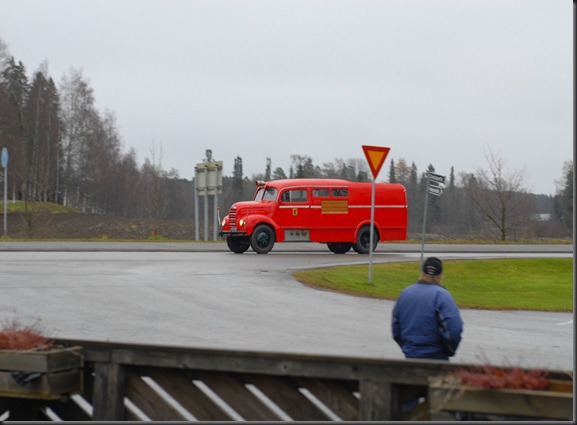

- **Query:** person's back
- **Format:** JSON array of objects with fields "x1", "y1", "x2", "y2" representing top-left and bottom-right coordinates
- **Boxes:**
[{"x1": 392, "y1": 257, "x2": 463, "y2": 360}]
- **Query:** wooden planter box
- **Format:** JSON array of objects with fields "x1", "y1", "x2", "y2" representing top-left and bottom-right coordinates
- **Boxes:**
[
  {"x1": 428, "y1": 375, "x2": 573, "y2": 420},
  {"x1": 0, "y1": 346, "x2": 83, "y2": 400}
]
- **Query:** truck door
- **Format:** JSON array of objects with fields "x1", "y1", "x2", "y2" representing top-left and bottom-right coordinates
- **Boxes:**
[{"x1": 277, "y1": 188, "x2": 311, "y2": 241}]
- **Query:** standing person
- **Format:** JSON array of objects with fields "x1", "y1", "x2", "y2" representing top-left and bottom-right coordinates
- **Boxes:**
[{"x1": 392, "y1": 257, "x2": 463, "y2": 360}]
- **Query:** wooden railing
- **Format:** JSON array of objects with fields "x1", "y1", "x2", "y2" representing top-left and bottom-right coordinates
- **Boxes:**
[{"x1": 0, "y1": 338, "x2": 573, "y2": 421}]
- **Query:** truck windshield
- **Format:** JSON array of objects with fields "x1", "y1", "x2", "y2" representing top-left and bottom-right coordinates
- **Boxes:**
[
  {"x1": 262, "y1": 188, "x2": 278, "y2": 201},
  {"x1": 254, "y1": 187, "x2": 277, "y2": 201},
  {"x1": 254, "y1": 187, "x2": 264, "y2": 201}
]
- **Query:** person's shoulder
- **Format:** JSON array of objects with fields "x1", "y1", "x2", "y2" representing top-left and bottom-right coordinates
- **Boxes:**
[
  {"x1": 404, "y1": 282, "x2": 421, "y2": 291},
  {"x1": 397, "y1": 282, "x2": 419, "y2": 296},
  {"x1": 434, "y1": 285, "x2": 458, "y2": 302}
]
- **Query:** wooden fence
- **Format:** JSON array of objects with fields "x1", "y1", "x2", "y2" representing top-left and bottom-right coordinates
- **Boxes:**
[{"x1": 0, "y1": 338, "x2": 573, "y2": 421}]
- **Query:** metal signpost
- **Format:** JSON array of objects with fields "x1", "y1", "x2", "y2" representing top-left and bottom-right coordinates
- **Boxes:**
[
  {"x1": 361, "y1": 145, "x2": 390, "y2": 284},
  {"x1": 194, "y1": 161, "x2": 223, "y2": 241},
  {"x1": 1, "y1": 147, "x2": 8, "y2": 237},
  {"x1": 420, "y1": 171, "x2": 446, "y2": 268}
]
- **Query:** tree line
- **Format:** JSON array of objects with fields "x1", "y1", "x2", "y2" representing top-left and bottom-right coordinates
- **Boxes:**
[
  {"x1": 221, "y1": 150, "x2": 572, "y2": 241},
  {"x1": 0, "y1": 47, "x2": 186, "y2": 223},
  {"x1": 0, "y1": 43, "x2": 572, "y2": 241}
]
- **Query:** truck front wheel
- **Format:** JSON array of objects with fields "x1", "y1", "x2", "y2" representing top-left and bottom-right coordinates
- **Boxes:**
[
  {"x1": 226, "y1": 236, "x2": 251, "y2": 254},
  {"x1": 250, "y1": 224, "x2": 275, "y2": 254},
  {"x1": 355, "y1": 225, "x2": 378, "y2": 254}
]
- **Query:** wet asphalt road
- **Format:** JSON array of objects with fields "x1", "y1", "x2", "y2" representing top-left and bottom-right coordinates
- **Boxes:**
[{"x1": 0, "y1": 242, "x2": 573, "y2": 371}]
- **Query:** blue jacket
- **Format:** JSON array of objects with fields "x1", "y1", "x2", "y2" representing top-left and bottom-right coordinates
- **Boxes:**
[{"x1": 392, "y1": 281, "x2": 463, "y2": 360}]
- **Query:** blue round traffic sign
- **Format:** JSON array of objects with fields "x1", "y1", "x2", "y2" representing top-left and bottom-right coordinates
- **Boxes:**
[{"x1": 1, "y1": 147, "x2": 8, "y2": 169}]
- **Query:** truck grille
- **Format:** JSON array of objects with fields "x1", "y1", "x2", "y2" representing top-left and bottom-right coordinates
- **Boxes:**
[{"x1": 228, "y1": 207, "x2": 237, "y2": 228}]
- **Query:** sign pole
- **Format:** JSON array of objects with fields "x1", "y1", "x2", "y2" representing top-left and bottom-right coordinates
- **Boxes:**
[
  {"x1": 368, "y1": 176, "x2": 376, "y2": 283},
  {"x1": 419, "y1": 177, "x2": 430, "y2": 269},
  {"x1": 420, "y1": 171, "x2": 446, "y2": 269},
  {"x1": 361, "y1": 145, "x2": 390, "y2": 284},
  {"x1": 3, "y1": 163, "x2": 6, "y2": 237},
  {"x1": 204, "y1": 166, "x2": 208, "y2": 242},
  {"x1": 194, "y1": 172, "x2": 199, "y2": 241},
  {"x1": 1, "y1": 147, "x2": 8, "y2": 238}
]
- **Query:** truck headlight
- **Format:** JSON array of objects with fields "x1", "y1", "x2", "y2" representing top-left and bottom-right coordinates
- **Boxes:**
[{"x1": 239, "y1": 219, "x2": 245, "y2": 227}]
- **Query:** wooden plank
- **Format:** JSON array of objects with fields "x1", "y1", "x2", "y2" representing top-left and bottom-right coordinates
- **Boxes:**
[
  {"x1": 548, "y1": 378, "x2": 573, "y2": 393},
  {"x1": 79, "y1": 365, "x2": 94, "y2": 405},
  {"x1": 91, "y1": 362, "x2": 126, "y2": 421},
  {"x1": 57, "y1": 339, "x2": 572, "y2": 385},
  {"x1": 124, "y1": 403, "x2": 142, "y2": 421},
  {"x1": 0, "y1": 369, "x2": 82, "y2": 399},
  {"x1": 125, "y1": 370, "x2": 188, "y2": 421},
  {"x1": 124, "y1": 404, "x2": 142, "y2": 422},
  {"x1": 0, "y1": 346, "x2": 83, "y2": 373},
  {"x1": 140, "y1": 367, "x2": 234, "y2": 421},
  {"x1": 429, "y1": 385, "x2": 573, "y2": 420},
  {"x1": 1, "y1": 398, "x2": 43, "y2": 420},
  {"x1": 0, "y1": 396, "x2": 11, "y2": 416},
  {"x1": 49, "y1": 339, "x2": 573, "y2": 423},
  {"x1": 188, "y1": 370, "x2": 283, "y2": 421},
  {"x1": 359, "y1": 378, "x2": 396, "y2": 421},
  {"x1": 44, "y1": 397, "x2": 92, "y2": 421},
  {"x1": 294, "y1": 377, "x2": 359, "y2": 421},
  {"x1": 242, "y1": 373, "x2": 330, "y2": 421},
  {"x1": 105, "y1": 344, "x2": 427, "y2": 381}
]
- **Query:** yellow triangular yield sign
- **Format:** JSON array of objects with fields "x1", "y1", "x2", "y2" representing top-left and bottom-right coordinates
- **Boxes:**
[{"x1": 362, "y1": 145, "x2": 390, "y2": 179}]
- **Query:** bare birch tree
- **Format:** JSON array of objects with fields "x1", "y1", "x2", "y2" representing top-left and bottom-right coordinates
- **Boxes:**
[
  {"x1": 59, "y1": 68, "x2": 100, "y2": 209},
  {"x1": 463, "y1": 147, "x2": 534, "y2": 241}
]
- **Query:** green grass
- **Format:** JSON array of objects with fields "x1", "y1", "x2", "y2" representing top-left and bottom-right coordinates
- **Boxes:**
[
  {"x1": 1, "y1": 201, "x2": 76, "y2": 213},
  {"x1": 293, "y1": 258, "x2": 573, "y2": 312}
]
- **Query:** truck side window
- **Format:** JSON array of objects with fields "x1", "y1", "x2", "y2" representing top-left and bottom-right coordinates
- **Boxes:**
[
  {"x1": 281, "y1": 189, "x2": 308, "y2": 203},
  {"x1": 332, "y1": 188, "x2": 348, "y2": 197},
  {"x1": 313, "y1": 189, "x2": 330, "y2": 197}
]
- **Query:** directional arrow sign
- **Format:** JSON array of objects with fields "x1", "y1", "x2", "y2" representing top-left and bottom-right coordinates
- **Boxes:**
[
  {"x1": 428, "y1": 172, "x2": 446, "y2": 186},
  {"x1": 428, "y1": 185, "x2": 443, "y2": 196},
  {"x1": 362, "y1": 145, "x2": 390, "y2": 179}
]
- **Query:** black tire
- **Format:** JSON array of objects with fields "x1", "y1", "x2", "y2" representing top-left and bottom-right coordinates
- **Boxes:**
[
  {"x1": 250, "y1": 224, "x2": 275, "y2": 254},
  {"x1": 327, "y1": 242, "x2": 353, "y2": 254},
  {"x1": 355, "y1": 225, "x2": 379, "y2": 254},
  {"x1": 226, "y1": 236, "x2": 250, "y2": 254}
]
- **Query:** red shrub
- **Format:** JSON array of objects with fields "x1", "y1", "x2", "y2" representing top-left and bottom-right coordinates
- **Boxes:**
[
  {"x1": 0, "y1": 320, "x2": 54, "y2": 351},
  {"x1": 451, "y1": 365, "x2": 550, "y2": 390}
]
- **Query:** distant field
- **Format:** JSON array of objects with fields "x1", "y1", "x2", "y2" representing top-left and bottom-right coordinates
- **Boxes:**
[{"x1": 293, "y1": 258, "x2": 573, "y2": 312}]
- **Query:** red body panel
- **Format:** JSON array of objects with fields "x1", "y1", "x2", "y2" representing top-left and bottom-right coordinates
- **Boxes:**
[{"x1": 220, "y1": 178, "x2": 408, "y2": 244}]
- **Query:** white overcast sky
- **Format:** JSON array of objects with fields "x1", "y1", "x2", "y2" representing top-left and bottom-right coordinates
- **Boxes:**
[{"x1": 0, "y1": 0, "x2": 573, "y2": 195}]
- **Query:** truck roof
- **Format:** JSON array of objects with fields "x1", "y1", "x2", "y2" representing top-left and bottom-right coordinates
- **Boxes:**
[
  {"x1": 263, "y1": 178, "x2": 406, "y2": 191},
  {"x1": 264, "y1": 178, "x2": 356, "y2": 189}
]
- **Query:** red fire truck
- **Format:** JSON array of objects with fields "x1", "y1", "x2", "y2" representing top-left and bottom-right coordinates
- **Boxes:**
[{"x1": 220, "y1": 178, "x2": 408, "y2": 254}]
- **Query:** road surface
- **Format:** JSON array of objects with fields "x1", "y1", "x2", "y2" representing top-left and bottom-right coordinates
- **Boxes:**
[{"x1": 0, "y1": 242, "x2": 573, "y2": 371}]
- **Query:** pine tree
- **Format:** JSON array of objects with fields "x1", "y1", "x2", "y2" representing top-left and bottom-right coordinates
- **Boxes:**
[
  {"x1": 233, "y1": 156, "x2": 243, "y2": 196},
  {"x1": 388, "y1": 159, "x2": 396, "y2": 183},
  {"x1": 264, "y1": 157, "x2": 271, "y2": 181}
]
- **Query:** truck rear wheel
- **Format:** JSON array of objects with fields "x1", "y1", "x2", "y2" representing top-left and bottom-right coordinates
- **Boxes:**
[
  {"x1": 327, "y1": 242, "x2": 352, "y2": 254},
  {"x1": 250, "y1": 224, "x2": 275, "y2": 254},
  {"x1": 226, "y1": 236, "x2": 251, "y2": 254},
  {"x1": 355, "y1": 225, "x2": 378, "y2": 254}
]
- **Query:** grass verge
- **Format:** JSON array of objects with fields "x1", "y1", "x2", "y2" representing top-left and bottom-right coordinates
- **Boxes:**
[{"x1": 292, "y1": 258, "x2": 573, "y2": 312}]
